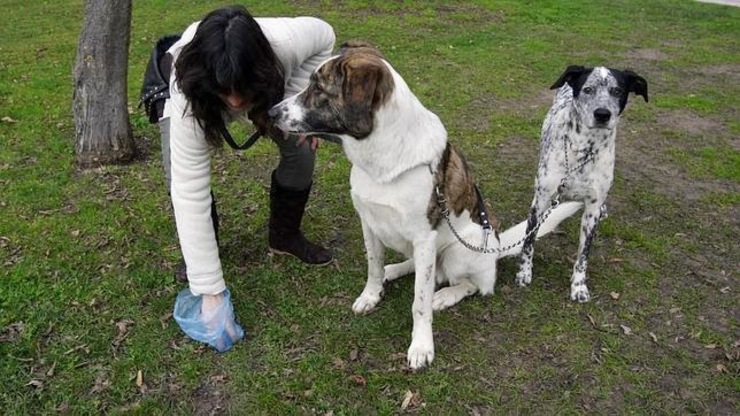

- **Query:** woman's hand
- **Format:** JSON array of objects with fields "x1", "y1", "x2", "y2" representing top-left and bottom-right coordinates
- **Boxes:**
[
  {"x1": 201, "y1": 292, "x2": 224, "y2": 314},
  {"x1": 294, "y1": 133, "x2": 321, "y2": 151}
]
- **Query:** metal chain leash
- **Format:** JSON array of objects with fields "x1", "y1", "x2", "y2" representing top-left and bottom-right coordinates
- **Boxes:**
[
  {"x1": 440, "y1": 135, "x2": 595, "y2": 254},
  {"x1": 437, "y1": 187, "x2": 562, "y2": 254}
]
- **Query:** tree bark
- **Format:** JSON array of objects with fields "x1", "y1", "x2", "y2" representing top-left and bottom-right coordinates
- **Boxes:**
[{"x1": 73, "y1": 0, "x2": 135, "y2": 168}]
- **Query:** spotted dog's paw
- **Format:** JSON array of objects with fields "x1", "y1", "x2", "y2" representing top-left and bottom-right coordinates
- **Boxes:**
[
  {"x1": 570, "y1": 282, "x2": 590, "y2": 303},
  {"x1": 515, "y1": 268, "x2": 532, "y2": 287}
]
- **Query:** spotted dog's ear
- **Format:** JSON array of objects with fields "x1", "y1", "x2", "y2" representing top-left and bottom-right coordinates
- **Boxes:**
[
  {"x1": 340, "y1": 53, "x2": 394, "y2": 138},
  {"x1": 550, "y1": 65, "x2": 586, "y2": 89},
  {"x1": 339, "y1": 40, "x2": 385, "y2": 60},
  {"x1": 624, "y1": 70, "x2": 648, "y2": 103}
]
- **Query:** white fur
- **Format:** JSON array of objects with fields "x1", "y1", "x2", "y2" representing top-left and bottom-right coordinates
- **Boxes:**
[
  {"x1": 516, "y1": 66, "x2": 645, "y2": 302},
  {"x1": 271, "y1": 57, "x2": 582, "y2": 369}
]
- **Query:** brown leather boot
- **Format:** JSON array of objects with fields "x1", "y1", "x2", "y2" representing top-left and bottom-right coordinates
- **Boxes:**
[{"x1": 268, "y1": 171, "x2": 333, "y2": 265}]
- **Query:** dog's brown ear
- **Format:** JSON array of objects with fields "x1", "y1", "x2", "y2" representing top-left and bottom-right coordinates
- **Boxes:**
[
  {"x1": 339, "y1": 40, "x2": 385, "y2": 60},
  {"x1": 624, "y1": 70, "x2": 648, "y2": 103},
  {"x1": 340, "y1": 54, "x2": 394, "y2": 138},
  {"x1": 550, "y1": 65, "x2": 586, "y2": 89}
]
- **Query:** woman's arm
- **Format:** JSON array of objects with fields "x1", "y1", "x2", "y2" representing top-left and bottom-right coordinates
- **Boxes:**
[
  {"x1": 166, "y1": 82, "x2": 225, "y2": 296},
  {"x1": 259, "y1": 17, "x2": 336, "y2": 97}
]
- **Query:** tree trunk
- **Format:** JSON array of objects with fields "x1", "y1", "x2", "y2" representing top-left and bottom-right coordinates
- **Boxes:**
[{"x1": 73, "y1": 0, "x2": 135, "y2": 168}]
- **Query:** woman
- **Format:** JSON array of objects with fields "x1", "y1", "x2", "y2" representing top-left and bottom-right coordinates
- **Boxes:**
[{"x1": 160, "y1": 6, "x2": 336, "y2": 351}]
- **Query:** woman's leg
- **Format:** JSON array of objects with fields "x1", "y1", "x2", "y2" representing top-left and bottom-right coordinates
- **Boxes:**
[{"x1": 267, "y1": 134, "x2": 332, "y2": 265}]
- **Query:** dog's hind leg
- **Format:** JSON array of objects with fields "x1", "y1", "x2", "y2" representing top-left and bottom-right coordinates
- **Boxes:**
[
  {"x1": 570, "y1": 202, "x2": 602, "y2": 302},
  {"x1": 515, "y1": 191, "x2": 552, "y2": 286},
  {"x1": 407, "y1": 231, "x2": 438, "y2": 370},
  {"x1": 383, "y1": 259, "x2": 414, "y2": 283},
  {"x1": 432, "y1": 279, "x2": 478, "y2": 311},
  {"x1": 352, "y1": 220, "x2": 386, "y2": 314}
]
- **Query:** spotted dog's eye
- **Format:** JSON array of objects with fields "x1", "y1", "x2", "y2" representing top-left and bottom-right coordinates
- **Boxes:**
[
  {"x1": 582, "y1": 87, "x2": 595, "y2": 94},
  {"x1": 609, "y1": 87, "x2": 623, "y2": 96}
]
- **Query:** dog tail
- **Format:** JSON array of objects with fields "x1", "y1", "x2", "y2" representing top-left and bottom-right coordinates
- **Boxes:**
[{"x1": 498, "y1": 201, "x2": 583, "y2": 257}]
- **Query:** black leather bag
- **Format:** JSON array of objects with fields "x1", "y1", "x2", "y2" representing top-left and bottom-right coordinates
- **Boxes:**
[
  {"x1": 137, "y1": 34, "x2": 263, "y2": 150},
  {"x1": 139, "y1": 34, "x2": 181, "y2": 123}
]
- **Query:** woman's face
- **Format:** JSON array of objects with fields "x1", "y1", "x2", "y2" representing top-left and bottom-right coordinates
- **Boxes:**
[{"x1": 221, "y1": 92, "x2": 252, "y2": 111}]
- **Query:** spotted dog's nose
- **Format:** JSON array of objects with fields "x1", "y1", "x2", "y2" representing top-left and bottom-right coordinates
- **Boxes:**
[
  {"x1": 593, "y1": 108, "x2": 611, "y2": 124},
  {"x1": 267, "y1": 105, "x2": 282, "y2": 119}
]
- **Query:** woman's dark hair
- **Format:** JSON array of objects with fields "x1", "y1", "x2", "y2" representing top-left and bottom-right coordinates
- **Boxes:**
[{"x1": 175, "y1": 5, "x2": 285, "y2": 146}]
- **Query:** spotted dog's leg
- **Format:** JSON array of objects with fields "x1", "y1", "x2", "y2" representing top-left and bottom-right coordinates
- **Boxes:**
[
  {"x1": 383, "y1": 259, "x2": 415, "y2": 283},
  {"x1": 352, "y1": 219, "x2": 386, "y2": 314},
  {"x1": 570, "y1": 201, "x2": 603, "y2": 302},
  {"x1": 515, "y1": 190, "x2": 553, "y2": 286},
  {"x1": 407, "y1": 231, "x2": 437, "y2": 370},
  {"x1": 600, "y1": 203, "x2": 608, "y2": 220}
]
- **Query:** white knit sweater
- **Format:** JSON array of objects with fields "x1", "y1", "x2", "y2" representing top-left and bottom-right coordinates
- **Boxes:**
[{"x1": 163, "y1": 17, "x2": 336, "y2": 295}]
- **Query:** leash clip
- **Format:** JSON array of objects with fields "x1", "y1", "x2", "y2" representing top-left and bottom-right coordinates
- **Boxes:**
[
  {"x1": 435, "y1": 186, "x2": 450, "y2": 216},
  {"x1": 481, "y1": 224, "x2": 492, "y2": 250}
]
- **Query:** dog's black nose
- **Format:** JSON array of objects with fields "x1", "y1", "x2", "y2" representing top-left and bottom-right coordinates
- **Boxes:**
[{"x1": 594, "y1": 108, "x2": 611, "y2": 123}]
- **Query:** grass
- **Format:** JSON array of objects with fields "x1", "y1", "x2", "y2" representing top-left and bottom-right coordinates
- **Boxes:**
[{"x1": 1, "y1": 0, "x2": 739, "y2": 414}]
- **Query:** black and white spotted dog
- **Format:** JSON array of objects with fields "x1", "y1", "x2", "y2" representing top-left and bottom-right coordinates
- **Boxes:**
[{"x1": 515, "y1": 65, "x2": 648, "y2": 302}]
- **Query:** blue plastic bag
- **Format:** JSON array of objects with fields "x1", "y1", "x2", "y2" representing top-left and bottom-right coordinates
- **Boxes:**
[{"x1": 173, "y1": 288, "x2": 245, "y2": 352}]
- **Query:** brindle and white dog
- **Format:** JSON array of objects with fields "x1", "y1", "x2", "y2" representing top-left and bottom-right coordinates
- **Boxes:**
[
  {"x1": 269, "y1": 42, "x2": 583, "y2": 369},
  {"x1": 515, "y1": 66, "x2": 648, "y2": 302}
]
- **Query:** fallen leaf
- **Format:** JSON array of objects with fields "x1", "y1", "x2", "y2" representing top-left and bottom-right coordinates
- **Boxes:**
[
  {"x1": 332, "y1": 357, "x2": 345, "y2": 370},
  {"x1": 136, "y1": 370, "x2": 143, "y2": 388},
  {"x1": 159, "y1": 312, "x2": 172, "y2": 329},
  {"x1": 704, "y1": 343, "x2": 719, "y2": 349},
  {"x1": 46, "y1": 361, "x2": 56, "y2": 377},
  {"x1": 610, "y1": 292, "x2": 620, "y2": 300},
  {"x1": 401, "y1": 390, "x2": 422, "y2": 410},
  {"x1": 210, "y1": 374, "x2": 227, "y2": 383},
  {"x1": 350, "y1": 374, "x2": 366, "y2": 386},
  {"x1": 91, "y1": 372, "x2": 111, "y2": 393},
  {"x1": 649, "y1": 332, "x2": 658, "y2": 343},
  {"x1": 349, "y1": 349, "x2": 359, "y2": 361},
  {"x1": 715, "y1": 363, "x2": 728, "y2": 373},
  {"x1": 115, "y1": 319, "x2": 134, "y2": 335},
  {"x1": 1, "y1": 116, "x2": 18, "y2": 123},
  {"x1": 26, "y1": 379, "x2": 43, "y2": 389},
  {"x1": 719, "y1": 286, "x2": 730, "y2": 294},
  {"x1": 620, "y1": 325, "x2": 632, "y2": 335},
  {"x1": 401, "y1": 390, "x2": 414, "y2": 410}
]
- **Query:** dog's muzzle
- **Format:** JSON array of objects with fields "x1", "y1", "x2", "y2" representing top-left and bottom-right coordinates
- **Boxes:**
[
  {"x1": 593, "y1": 108, "x2": 612, "y2": 125},
  {"x1": 267, "y1": 105, "x2": 283, "y2": 120}
]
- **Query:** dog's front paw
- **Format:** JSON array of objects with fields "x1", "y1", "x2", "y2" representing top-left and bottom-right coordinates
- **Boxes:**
[
  {"x1": 407, "y1": 341, "x2": 434, "y2": 370},
  {"x1": 432, "y1": 288, "x2": 458, "y2": 311},
  {"x1": 432, "y1": 286, "x2": 475, "y2": 311},
  {"x1": 570, "y1": 283, "x2": 590, "y2": 303},
  {"x1": 352, "y1": 291, "x2": 382, "y2": 314},
  {"x1": 383, "y1": 261, "x2": 411, "y2": 283},
  {"x1": 515, "y1": 268, "x2": 532, "y2": 287}
]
